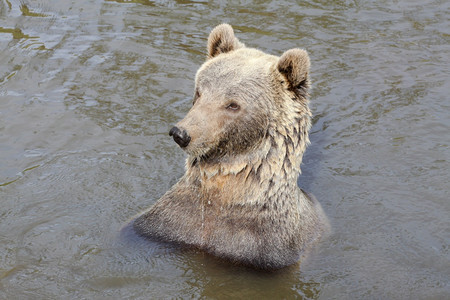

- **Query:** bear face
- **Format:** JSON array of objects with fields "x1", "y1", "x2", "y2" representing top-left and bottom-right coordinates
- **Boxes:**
[
  {"x1": 176, "y1": 50, "x2": 272, "y2": 161},
  {"x1": 171, "y1": 24, "x2": 311, "y2": 166}
]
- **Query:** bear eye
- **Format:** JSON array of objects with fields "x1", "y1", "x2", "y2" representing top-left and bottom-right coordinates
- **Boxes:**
[
  {"x1": 226, "y1": 102, "x2": 240, "y2": 111},
  {"x1": 193, "y1": 89, "x2": 201, "y2": 105}
]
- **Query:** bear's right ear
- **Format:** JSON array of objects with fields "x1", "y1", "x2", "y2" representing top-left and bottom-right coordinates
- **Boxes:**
[
  {"x1": 207, "y1": 24, "x2": 244, "y2": 59},
  {"x1": 277, "y1": 49, "x2": 310, "y2": 89}
]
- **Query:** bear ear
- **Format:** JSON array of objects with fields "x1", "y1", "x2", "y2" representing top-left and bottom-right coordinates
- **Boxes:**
[
  {"x1": 207, "y1": 24, "x2": 244, "y2": 59},
  {"x1": 277, "y1": 49, "x2": 310, "y2": 89}
]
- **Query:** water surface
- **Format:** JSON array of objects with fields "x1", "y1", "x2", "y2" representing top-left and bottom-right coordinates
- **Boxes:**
[{"x1": 0, "y1": 0, "x2": 449, "y2": 298}]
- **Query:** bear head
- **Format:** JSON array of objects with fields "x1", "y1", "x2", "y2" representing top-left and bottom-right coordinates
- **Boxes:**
[{"x1": 170, "y1": 24, "x2": 311, "y2": 167}]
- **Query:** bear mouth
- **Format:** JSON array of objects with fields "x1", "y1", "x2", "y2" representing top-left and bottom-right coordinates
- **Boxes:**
[
  {"x1": 196, "y1": 149, "x2": 225, "y2": 165},
  {"x1": 187, "y1": 141, "x2": 228, "y2": 166}
]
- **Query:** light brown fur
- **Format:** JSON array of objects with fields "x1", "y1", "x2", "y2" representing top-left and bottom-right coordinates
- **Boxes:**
[{"x1": 131, "y1": 24, "x2": 327, "y2": 270}]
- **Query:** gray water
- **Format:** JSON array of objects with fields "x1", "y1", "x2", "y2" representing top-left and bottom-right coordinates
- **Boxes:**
[{"x1": 1, "y1": 0, "x2": 449, "y2": 299}]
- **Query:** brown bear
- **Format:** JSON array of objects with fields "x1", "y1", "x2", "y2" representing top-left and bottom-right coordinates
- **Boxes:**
[{"x1": 131, "y1": 24, "x2": 327, "y2": 270}]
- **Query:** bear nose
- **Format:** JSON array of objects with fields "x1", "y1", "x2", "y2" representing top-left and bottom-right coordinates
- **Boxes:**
[{"x1": 169, "y1": 126, "x2": 191, "y2": 148}]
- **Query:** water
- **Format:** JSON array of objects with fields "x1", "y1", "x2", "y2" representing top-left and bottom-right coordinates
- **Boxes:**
[{"x1": 1, "y1": 0, "x2": 449, "y2": 298}]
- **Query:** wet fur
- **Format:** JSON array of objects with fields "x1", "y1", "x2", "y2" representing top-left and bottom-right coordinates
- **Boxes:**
[{"x1": 131, "y1": 24, "x2": 327, "y2": 270}]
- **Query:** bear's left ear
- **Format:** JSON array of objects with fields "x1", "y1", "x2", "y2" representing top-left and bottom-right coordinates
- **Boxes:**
[
  {"x1": 207, "y1": 24, "x2": 244, "y2": 59},
  {"x1": 277, "y1": 49, "x2": 310, "y2": 89}
]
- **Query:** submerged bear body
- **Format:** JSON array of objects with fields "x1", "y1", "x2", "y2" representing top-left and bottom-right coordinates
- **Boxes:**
[{"x1": 131, "y1": 24, "x2": 327, "y2": 270}]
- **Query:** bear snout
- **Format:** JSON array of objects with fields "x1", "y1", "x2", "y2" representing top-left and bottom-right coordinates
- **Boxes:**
[{"x1": 169, "y1": 126, "x2": 191, "y2": 148}]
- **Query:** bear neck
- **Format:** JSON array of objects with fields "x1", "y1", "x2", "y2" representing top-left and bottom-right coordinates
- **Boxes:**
[{"x1": 185, "y1": 111, "x2": 311, "y2": 206}]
